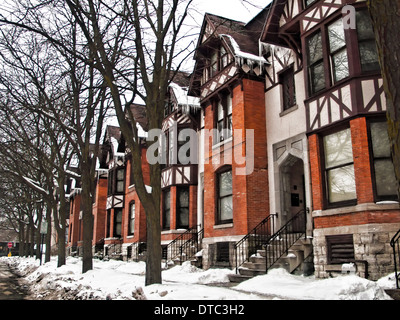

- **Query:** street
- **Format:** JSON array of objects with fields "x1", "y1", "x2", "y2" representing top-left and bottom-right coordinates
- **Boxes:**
[{"x1": 0, "y1": 261, "x2": 29, "y2": 300}]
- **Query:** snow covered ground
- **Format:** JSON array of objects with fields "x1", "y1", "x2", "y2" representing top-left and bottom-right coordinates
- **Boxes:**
[{"x1": 1, "y1": 256, "x2": 397, "y2": 301}]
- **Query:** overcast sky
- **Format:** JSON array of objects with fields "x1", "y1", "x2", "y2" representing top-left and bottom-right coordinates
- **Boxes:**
[{"x1": 193, "y1": 0, "x2": 272, "y2": 23}]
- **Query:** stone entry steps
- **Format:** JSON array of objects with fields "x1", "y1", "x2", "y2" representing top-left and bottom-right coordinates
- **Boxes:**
[{"x1": 229, "y1": 237, "x2": 313, "y2": 283}]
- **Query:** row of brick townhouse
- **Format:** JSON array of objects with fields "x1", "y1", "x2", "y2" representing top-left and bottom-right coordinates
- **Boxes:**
[{"x1": 66, "y1": 0, "x2": 400, "y2": 281}]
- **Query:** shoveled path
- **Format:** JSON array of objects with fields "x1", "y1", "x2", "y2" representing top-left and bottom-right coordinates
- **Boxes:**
[{"x1": 0, "y1": 260, "x2": 30, "y2": 300}]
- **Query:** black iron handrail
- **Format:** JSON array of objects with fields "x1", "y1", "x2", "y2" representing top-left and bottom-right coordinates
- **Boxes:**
[
  {"x1": 165, "y1": 226, "x2": 203, "y2": 263},
  {"x1": 178, "y1": 228, "x2": 204, "y2": 265},
  {"x1": 390, "y1": 229, "x2": 400, "y2": 289},
  {"x1": 234, "y1": 214, "x2": 276, "y2": 273},
  {"x1": 264, "y1": 209, "x2": 307, "y2": 272}
]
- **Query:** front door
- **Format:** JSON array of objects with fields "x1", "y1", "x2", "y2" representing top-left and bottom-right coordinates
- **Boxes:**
[{"x1": 280, "y1": 156, "x2": 306, "y2": 232}]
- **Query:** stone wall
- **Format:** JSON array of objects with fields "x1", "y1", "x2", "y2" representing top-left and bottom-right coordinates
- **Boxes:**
[{"x1": 313, "y1": 222, "x2": 400, "y2": 280}]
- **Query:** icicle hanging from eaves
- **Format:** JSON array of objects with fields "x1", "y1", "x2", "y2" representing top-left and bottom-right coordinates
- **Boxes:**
[{"x1": 219, "y1": 34, "x2": 270, "y2": 77}]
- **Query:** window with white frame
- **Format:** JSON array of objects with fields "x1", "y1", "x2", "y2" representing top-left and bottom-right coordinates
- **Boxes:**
[{"x1": 128, "y1": 201, "x2": 135, "y2": 236}]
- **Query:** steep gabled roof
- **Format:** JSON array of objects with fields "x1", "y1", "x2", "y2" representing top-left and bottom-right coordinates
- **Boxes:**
[
  {"x1": 195, "y1": 13, "x2": 258, "y2": 57},
  {"x1": 260, "y1": 0, "x2": 290, "y2": 45},
  {"x1": 128, "y1": 103, "x2": 148, "y2": 132},
  {"x1": 189, "y1": 9, "x2": 271, "y2": 98}
]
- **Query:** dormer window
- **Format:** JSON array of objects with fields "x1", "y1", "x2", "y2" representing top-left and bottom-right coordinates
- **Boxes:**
[
  {"x1": 108, "y1": 167, "x2": 125, "y2": 195},
  {"x1": 202, "y1": 44, "x2": 233, "y2": 85}
]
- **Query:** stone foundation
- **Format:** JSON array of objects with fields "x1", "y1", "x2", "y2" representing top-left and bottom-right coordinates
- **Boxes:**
[{"x1": 313, "y1": 223, "x2": 400, "y2": 280}]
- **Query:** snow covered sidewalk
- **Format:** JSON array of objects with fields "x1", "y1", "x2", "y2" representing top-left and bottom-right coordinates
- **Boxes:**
[{"x1": 1, "y1": 256, "x2": 397, "y2": 300}]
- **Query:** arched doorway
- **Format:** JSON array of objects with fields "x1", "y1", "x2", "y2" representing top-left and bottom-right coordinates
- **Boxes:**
[{"x1": 279, "y1": 154, "x2": 306, "y2": 231}]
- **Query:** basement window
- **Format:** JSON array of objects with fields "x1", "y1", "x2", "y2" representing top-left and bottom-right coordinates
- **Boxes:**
[
  {"x1": 216, "y1": 242, "x2": 231, "y2": 263},
  {"x1": 326, "y1": 234, "x2": 355, "y2": 264}
]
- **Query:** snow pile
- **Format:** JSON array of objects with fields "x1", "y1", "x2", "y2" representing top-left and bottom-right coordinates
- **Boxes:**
[
  {"x1": 1, "y1": 256, "x2": 396, "y2": 300},
  {"x1": 162, "y1": 261, "x2": 233, "y2": 285},
  {"x1": 236, "y1": 268, "x2": 393, "y2": 300}
]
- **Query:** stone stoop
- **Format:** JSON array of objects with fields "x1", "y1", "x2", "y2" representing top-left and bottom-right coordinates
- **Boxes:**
[{"x1": 228, "y1": 237, "x2": 313, "y2": 283}]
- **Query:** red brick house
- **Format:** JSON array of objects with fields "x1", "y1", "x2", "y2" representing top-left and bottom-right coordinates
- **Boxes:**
[{"x1": 189, "y1": 12, "x2": 271, "y2": 269}]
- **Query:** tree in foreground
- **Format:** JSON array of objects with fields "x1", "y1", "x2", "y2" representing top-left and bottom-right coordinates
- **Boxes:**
[{"x1": 367, "y1": 0, "x2": 400, "y2": 200}]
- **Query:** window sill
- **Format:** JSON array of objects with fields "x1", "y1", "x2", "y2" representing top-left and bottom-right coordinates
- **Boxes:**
[
  {"x1": 279, "y1": 104, "x2": 298, "y2": 117},
  {"x1": 214, "y1": 223, "x2": 233, "y2": 230},
  {"x1": 161, "y1": 229, "x2": 189, "y2": 235},
  {"x1": 312, "y1": 202, "x2": 400, "y2": 218}
]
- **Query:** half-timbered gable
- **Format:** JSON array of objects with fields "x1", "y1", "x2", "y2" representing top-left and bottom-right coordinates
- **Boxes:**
[
  {"x1": 161, "y1": 72, "x2": 200, "y2": 243},
  {"x1": 262, "y1": 0, "x2": 400, "y2": 280}
]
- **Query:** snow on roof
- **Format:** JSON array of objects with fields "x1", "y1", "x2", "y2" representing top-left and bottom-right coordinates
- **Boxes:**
[
  {"x1": 169, "y1": 82, "x2": 200, "y2": 111},
  {"x1": 220, "y1": 33, "x2": 269, "y2": 67}
]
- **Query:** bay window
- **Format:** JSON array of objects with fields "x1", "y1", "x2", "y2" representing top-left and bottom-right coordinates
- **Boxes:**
[
  {"x1": 306, "y1": 9, "x2": 380, "y2": 97},
  {"x1": 323, "y1": 128, "x2": 356, "y2": 206},
  {"x1": 163, "y1": 189, "x2": 171, "y2": 230},
  {"x1": 307, "y1": 31, "x2": 325, "y2": 94},
  {"x1": 114, "y1": 208, "x2": 123, "y2": 237},
  {"x1": 177, "y1": 187, "x2": 189, "y2": 229},
  {"x1": 369, "y1": 121, "x2": 398, "y2": 200},
  {"x1": 356, "y1": 10, "x2": 380, "y2": 72},
  {"x1": 328, "y1": 19, "x2": 349, "y2": 82}
]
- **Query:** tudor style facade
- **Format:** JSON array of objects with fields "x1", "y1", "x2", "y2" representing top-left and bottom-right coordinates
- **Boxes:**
[
  {"x1": 160, "y1": 72, "x2": 200, "y2": 250},
  {"x1": 261, "y1": 0, "x2": 400, "y2": 280}
]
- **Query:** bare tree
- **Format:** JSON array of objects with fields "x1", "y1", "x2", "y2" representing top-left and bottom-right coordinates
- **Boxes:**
[
  {"x1": 0, "y1": 5, "x2": 108, "y2": 269},
  {"x1": 62, "y1": 0, "x2": 195, "y2": 284},
  {"x1": 0, "y1": 0, "x2": 195, "y2": 283}
]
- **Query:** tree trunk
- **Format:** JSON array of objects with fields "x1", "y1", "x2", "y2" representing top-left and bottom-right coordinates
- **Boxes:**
[
  {"x1": 57, "y1": 225, "x2": 66, "y2": 268},
  {"x1": 81, "y1": 167, "x2": 94, "y2": 273},
  {"x1": 145, "y1": 205, "x2": 162, "y2": 286},
  {"x1": 45, "y1": 206, "x2": 52, "y2": 263},
  {"x1": 19, "y1": 222, "x2": 25, "y2": 257},
  {"x1": 367, "y1": 0, "x2": 400, "y2": 199}
]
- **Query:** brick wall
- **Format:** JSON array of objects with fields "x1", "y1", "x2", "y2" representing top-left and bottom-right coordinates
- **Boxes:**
[
  {"x1": 92, "y1": 177, "x2": 107, "y2": 246},
  {"x1": 350, "y1": 117, "x2": 374, "y2": 204},
  {"x1": 67, "y1": 193, "x2": 81, "y2": 249},
  {"x1": 202, "y1": 78, "x2": 269, "y2": 266},
  {"x1": 309, "y1": 133, "x2": 324, "y2": 211},
  {"x1": 309, "y1": 116, "x2": 400, "y2": 279}
]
